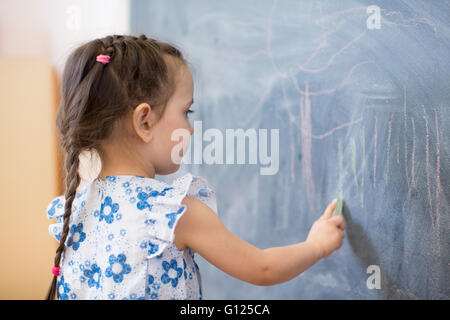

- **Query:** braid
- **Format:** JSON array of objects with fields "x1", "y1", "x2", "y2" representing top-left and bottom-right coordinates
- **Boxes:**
[
  {"x1": 138, "y1": 34, "x2": 153, "y2": 42},
  {"x1": 100, "y1": 36, "x2": 116, "y2": 60},
  {"x1": 45, "y1": 144, "x2": 81, "y2": 300}
]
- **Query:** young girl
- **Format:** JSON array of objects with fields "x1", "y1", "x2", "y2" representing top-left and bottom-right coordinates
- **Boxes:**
[{"x1": 46, "y1": 34, "x2": 345, "y2": 300}]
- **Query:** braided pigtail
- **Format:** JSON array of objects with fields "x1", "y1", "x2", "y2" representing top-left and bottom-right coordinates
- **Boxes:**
[
  {"x1": 46, "y1": 145, "x2": 81, "y2": 300},
  {"x1": 45, "y1": 40, "x2": 109, "y2": 300}
]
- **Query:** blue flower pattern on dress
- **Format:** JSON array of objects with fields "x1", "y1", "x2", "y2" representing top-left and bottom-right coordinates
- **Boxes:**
[
  {"x1": 57, "y1": 276, "x2": 71, "y2": 300},
  {"x1": 136, "y1": 191, "x2": 153, "y2": 211},
  {"x1": 47, "y1": 198, "x2": 63, "y2": 218},
  {"x1": 161, "y1": 259, "x2": 183, "y2": 288},
  {"x1": 165, "y1": 206, "x2": 186, "y2": 229},
  {"x1": 46, "y1": 173, "x2": 217, "y2": 300},
  {"x1": 105, "y1": 254, "x2": 132, "y2": 283},
  {"x1": 83, "y1": 263, "x2": 102, "y2": 289},
  {"x1": 136, "y1": 187, "x2": 174, "y2": 212},
  {"x1": 198, "y1": 188, "x2": 209, "y2": 197},
  {"x1": 99, "y1": 196, "x2": 119, "y2": 224},
  {"x1": 67, "y1": 223, "x2": 86, "y2": 251},
  {"x1": 147, "y1": 241, "x2": 159, "y2": 256}
]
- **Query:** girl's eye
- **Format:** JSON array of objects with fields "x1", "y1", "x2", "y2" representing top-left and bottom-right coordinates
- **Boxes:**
[{"x1": 185, "y1": 109, "x2": 194, "y2": 117}]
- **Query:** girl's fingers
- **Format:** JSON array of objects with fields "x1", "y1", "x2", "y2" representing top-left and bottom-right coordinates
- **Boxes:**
[
  {"x1": 329, "y1": 215, "x2": 345, "y2": 229},
  {"x1": 320, "y1": 199, "x2": 337, "y2": 220}
]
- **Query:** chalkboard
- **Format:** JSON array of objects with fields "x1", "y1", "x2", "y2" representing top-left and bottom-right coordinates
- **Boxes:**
[{"x1": 131, "y1": 0, "x2": 449, "y2": 299}]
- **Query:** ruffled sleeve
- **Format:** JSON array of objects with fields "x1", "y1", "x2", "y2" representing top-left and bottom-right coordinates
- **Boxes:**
[
  {"x1": 46, "y1": 195, "x2": 66, "y2": 242},
  {"x1": 143, "y1": 172, "x2": 218, "y2": 258},
  {"x1": 46, "y1": 184, "x2": 90, "y2": 242}
]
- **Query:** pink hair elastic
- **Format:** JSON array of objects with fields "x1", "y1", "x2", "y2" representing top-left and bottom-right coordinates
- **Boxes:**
[
  {"x1": 52, "y1": 266, "x2": 61, "y2": 276},
  {"x1": 96, "y1": 54, "x2": 110, "y2": 64}
]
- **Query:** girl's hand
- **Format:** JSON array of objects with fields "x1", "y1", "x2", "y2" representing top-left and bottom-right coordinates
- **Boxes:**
[{"x1": 306, "y1": 200, "x2": 346, "y2": 259}]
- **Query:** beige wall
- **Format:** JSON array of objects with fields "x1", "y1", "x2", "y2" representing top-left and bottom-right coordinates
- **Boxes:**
[
  {"x1": 0, "y1": 0, "x2": 130, "y2": 299},
  {"x1": 0, "y1": 58, "x2": 61, "y2": 299}
]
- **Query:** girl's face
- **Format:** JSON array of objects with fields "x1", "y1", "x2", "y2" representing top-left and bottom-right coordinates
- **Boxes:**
[{"x1": 147, "y1": 64, "x2": 195, "y2": 175}]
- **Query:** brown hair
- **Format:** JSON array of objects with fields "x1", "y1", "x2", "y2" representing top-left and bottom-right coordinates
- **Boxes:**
[{"x1": 46, "y1": 34, "x2": 187, "y2": 300}]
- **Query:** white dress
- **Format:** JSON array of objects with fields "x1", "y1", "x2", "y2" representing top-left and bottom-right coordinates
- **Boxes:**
[{"x1": 46, "y1": 172, "x2": 218, "y2": 300}]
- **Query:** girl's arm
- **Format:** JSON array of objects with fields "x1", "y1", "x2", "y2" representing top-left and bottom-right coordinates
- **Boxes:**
[{"x1": 175, "y1": 196, "x2": 344, "y2": 286}]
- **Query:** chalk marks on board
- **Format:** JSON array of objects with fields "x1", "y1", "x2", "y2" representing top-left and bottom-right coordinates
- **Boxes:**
[{"x1": 133, "y1": 0, "x2": 450, "y2": 298}]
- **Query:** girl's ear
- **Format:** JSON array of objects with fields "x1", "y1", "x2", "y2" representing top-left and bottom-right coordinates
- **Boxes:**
[{"x1": 132, "y1": 103, "x2": 158, "y2": 143}]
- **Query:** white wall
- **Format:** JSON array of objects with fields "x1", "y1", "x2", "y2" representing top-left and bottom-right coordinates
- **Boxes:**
[{"x1": 0, "y1": 0, "x2": 130, "y2": 73}]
